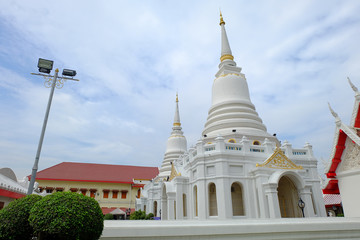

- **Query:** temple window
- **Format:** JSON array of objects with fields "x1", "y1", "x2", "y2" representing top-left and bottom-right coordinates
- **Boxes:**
[
  {"x1": 103, "y1": 190, "x2": 109, "y2": 198},
  {"x1": 121, "y1": 190, "x2": 128, "y2": 199},
  {"x1": 194, "y1": 185, "x2": 198, "y2": 217},
  {"x1": 112, "y1": 190, "x2": 119, "y2": 199},
  {"x1": 208, "y1": 183, "x2": 218, "y2": 216},
  {"x1": 183, "y1": 194, "x2": 187, "y2": 217},
  {"x1": 231, "y1": 182, "x2": 245, "y2": 216},
  {"x1": 137, "y1": 189, "x2": 141, "y2": 198},
  {"x1": 253, "y1": 140, "x2": 260, "y2": 145},
  {"x1": 80, "y1": 188, "x2": 87, "y2": 196},
  {"x1": 154, "y1": 201, "x2": 158, "y2": 217},
  {"x1": 90, "y1": 189, "x2": 97, "y2": 198}
]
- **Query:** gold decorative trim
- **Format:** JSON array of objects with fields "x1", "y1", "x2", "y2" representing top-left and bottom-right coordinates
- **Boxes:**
[
  {"x1": 169, "y1": 162, "x2": 181, "y2": 181},
  {"x1": 214, "y1": 73, "x2": 240, "y2": 82},
  {"x1": 256, "y1": 147, "x2": 303, "y2": 170},
  {"x1": 220, "y1": 54, "x2": 234, "y2": 62},
  {"x1": 220, "y1": 11, "x2": 225, "y2": 25},
  {"x1": 173, "y1": 123, "x2": 181, "y2": 126},
  {"x1": 253, "y1": 140, "x2": 260, "y2": 146},
  {"x1": 169, "y1": 135, "x2": 185, "y2": 138},
  {"x1": 228, "y1": 138, "x2": 236, "y2": 143}
]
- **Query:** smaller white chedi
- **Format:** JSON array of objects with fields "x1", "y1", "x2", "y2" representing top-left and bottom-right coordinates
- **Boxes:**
[
  {"x1": 137, "y1": 13, "x2": 327, "y2": 220},
  {"x1": 157, "y1": 94, "x2": 187, "y2": 180}
]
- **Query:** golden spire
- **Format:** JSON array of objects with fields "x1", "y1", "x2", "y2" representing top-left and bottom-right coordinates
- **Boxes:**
[
  {"x1": 220, "y1": 10, "x2": 225, "y2": 25},
  {"x1": 219, "y1": 11, "x2": 234, "y2": 62},
  {"x1": 176, "y1": 92, "x2": 179, "y2": 103}
]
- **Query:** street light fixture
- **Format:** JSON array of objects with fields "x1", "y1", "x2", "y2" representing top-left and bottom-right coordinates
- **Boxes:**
[
  {"x1": 27, "y1": 58, "x2": 79, "y2": 195},
  {"x1": 37, "y1": 58, "x2": 54, "y2": 74},
  {"x1": 62, "y1": 69, "x2": 77, "y2": 77},
  {"x1": 298, "y1": 198, "x2": 305, "y2": 218}
]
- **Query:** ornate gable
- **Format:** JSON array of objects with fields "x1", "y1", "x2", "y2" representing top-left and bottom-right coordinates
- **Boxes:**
[
  {"x1": 256, "y1": 147, "x2": 303, "y2": 170},
  {"x1": 338, "y1": 139, "x2": 360, "y2": 172}
]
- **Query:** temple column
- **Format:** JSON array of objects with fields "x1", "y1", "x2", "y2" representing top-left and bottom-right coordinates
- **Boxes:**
[
  {"x1": 167, "y1": 192, "x2": 176, "y2": 220},
  {"x1": 264, "y1": 183, "x2": 281, "y2": 218}
]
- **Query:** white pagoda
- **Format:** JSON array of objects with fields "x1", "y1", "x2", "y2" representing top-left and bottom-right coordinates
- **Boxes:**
[{"x1": 137, "y1": 13, "x2": 326, "y2": 220}]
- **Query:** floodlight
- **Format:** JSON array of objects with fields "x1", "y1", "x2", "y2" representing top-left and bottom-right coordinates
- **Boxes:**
[
  {"x1": 37, "y1": 58, "x2": 53, "y2": 74},
  {"x1": 62, "y1": 69, "x2": 77, "y2": 77}
]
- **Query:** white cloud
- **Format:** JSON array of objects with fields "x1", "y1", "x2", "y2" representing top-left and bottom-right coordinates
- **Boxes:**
[{"x1": 1, "y1": 0, "x2": 360, "y2": 179}]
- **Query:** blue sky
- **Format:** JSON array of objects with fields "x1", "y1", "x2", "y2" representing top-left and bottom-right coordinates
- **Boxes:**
[{"x1": 1, "y1": 0, "x2": 360, "y2": 179}]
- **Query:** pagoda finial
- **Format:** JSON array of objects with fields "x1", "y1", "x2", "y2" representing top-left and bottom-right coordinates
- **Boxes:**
[
  {"x1": 220, "y1": 10, "x2": 225, "y2": 25},
  {"x1": 173, "y1": 93, "x2": 181, "y2": 127},
  {"x1": 219, "y1": 11, "x2": 235, "y2": 64}
]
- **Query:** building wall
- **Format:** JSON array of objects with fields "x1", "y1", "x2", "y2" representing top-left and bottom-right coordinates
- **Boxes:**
[
  {"x1": 37, "y1": 180, "x2": 142, "y2": 210},
  {"x1": 337, "y1": 170, "x2": 360, "y2": 217},
  {"x1": 100, "y1": 218, "x2": 360, "y2": 240},
  {"x1": 140, "y1": 137, "x2": 327, "y2": 220},
  {"x1": 0, "y1": 196, "x2": 14, "y2": 209}
]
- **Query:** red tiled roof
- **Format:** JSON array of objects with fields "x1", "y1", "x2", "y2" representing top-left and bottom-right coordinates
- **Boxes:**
[
  {"x1": 34, "y1": 162, "x2": 159, "y2": 184},
  {"x1": 323, "y1": 194, "x2": 342, "y2": 206},
  {"x1": 322, "y1": 179, "x2": 340, "y2": 194}
]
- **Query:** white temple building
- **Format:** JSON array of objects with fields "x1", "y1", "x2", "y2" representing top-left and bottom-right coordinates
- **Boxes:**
[
  {"x1": 136, "y1": 14, "x2": 327, "y2": 220},
  {"x1": 323, "y1": 78, "x2": 360, "y2": 218}
]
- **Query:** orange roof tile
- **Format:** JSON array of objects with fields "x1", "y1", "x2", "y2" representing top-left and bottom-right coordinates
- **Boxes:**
[{"x1": 35, "y1": 162, "x2": 159, "y2": 184}]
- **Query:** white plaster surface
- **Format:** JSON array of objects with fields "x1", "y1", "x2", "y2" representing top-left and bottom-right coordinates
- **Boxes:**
[
  {"x1": 101, "y1": 218, "x2": 360, "y2": 240},
  {"x1": 337, "y1": 170, "x2": 360, "y2": 217}
]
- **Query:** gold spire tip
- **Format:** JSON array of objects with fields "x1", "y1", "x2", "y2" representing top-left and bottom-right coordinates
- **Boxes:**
[
  {"x1": 220, "y1": 10, "x2": 225, "y2": 25},
  {"x1": 176, "y1": 93, "x2": 179, "y2": 103}
]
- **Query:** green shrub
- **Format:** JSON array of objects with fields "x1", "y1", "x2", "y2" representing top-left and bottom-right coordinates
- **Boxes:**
[
  {"x1": 145, "y1": 213, "x2": 154, "y2": 220},
  {"x1": 29, "y1": 192, "x2": 104, "y2": 240},
  {"x1": 104, "y1": 213, "x2": 114, "y2": 220},
  {"x1": 130, "y1": 210, "x2": 154, "y2": 220},
  {"x1": 0, "y1": 194, "x2": 42, "y2": 240},
  {"x1": 130, "y1": 210, "x2": 146, "y2": 220}
]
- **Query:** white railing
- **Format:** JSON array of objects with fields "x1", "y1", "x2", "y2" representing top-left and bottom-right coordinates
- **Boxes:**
[
  {"x1": 225, "y1": 144, "x2": 242, "y2": 151},
  {"x1": 250, "y1": 146, "x2": 265, "y2": 153}
]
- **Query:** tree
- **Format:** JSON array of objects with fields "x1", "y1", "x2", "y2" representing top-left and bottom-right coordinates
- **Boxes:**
[
  {"x1": 0, "y1": 194, "x2": 42, "y2": 240},
  {"x1": 29, "y1": 192, "x2": 104, "y2": 240}
]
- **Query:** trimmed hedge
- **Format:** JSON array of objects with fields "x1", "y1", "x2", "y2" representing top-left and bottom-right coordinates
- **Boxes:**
[
  {"x1": 0, "y1": 194, "x2": 43, "y2": 240},
  {"x1": 29, "y1": 192, "x2": 104, "y2": 240}
]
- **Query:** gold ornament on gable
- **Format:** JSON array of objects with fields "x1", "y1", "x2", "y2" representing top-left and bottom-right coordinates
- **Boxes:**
[{"x1": 256, "y1": 147, "x2": 303, "y2": 170}]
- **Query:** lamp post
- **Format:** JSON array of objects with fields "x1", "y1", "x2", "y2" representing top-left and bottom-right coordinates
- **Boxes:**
[
  {"x1": 298, "y1": 198, "x2": 305, "y2": 218},
  {"x1": 27, "y1": 58, "x2": 79, "y2": 195}
]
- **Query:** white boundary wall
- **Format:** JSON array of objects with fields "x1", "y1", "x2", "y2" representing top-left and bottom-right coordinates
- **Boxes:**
[{"x1": 101, "y1": 218, "x2": 360, "y2": 240}]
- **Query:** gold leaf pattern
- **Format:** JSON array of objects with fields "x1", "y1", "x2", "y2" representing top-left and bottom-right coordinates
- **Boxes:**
[{"x1": 256, "y1": 147, "x2": 303, "y2": 170}]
